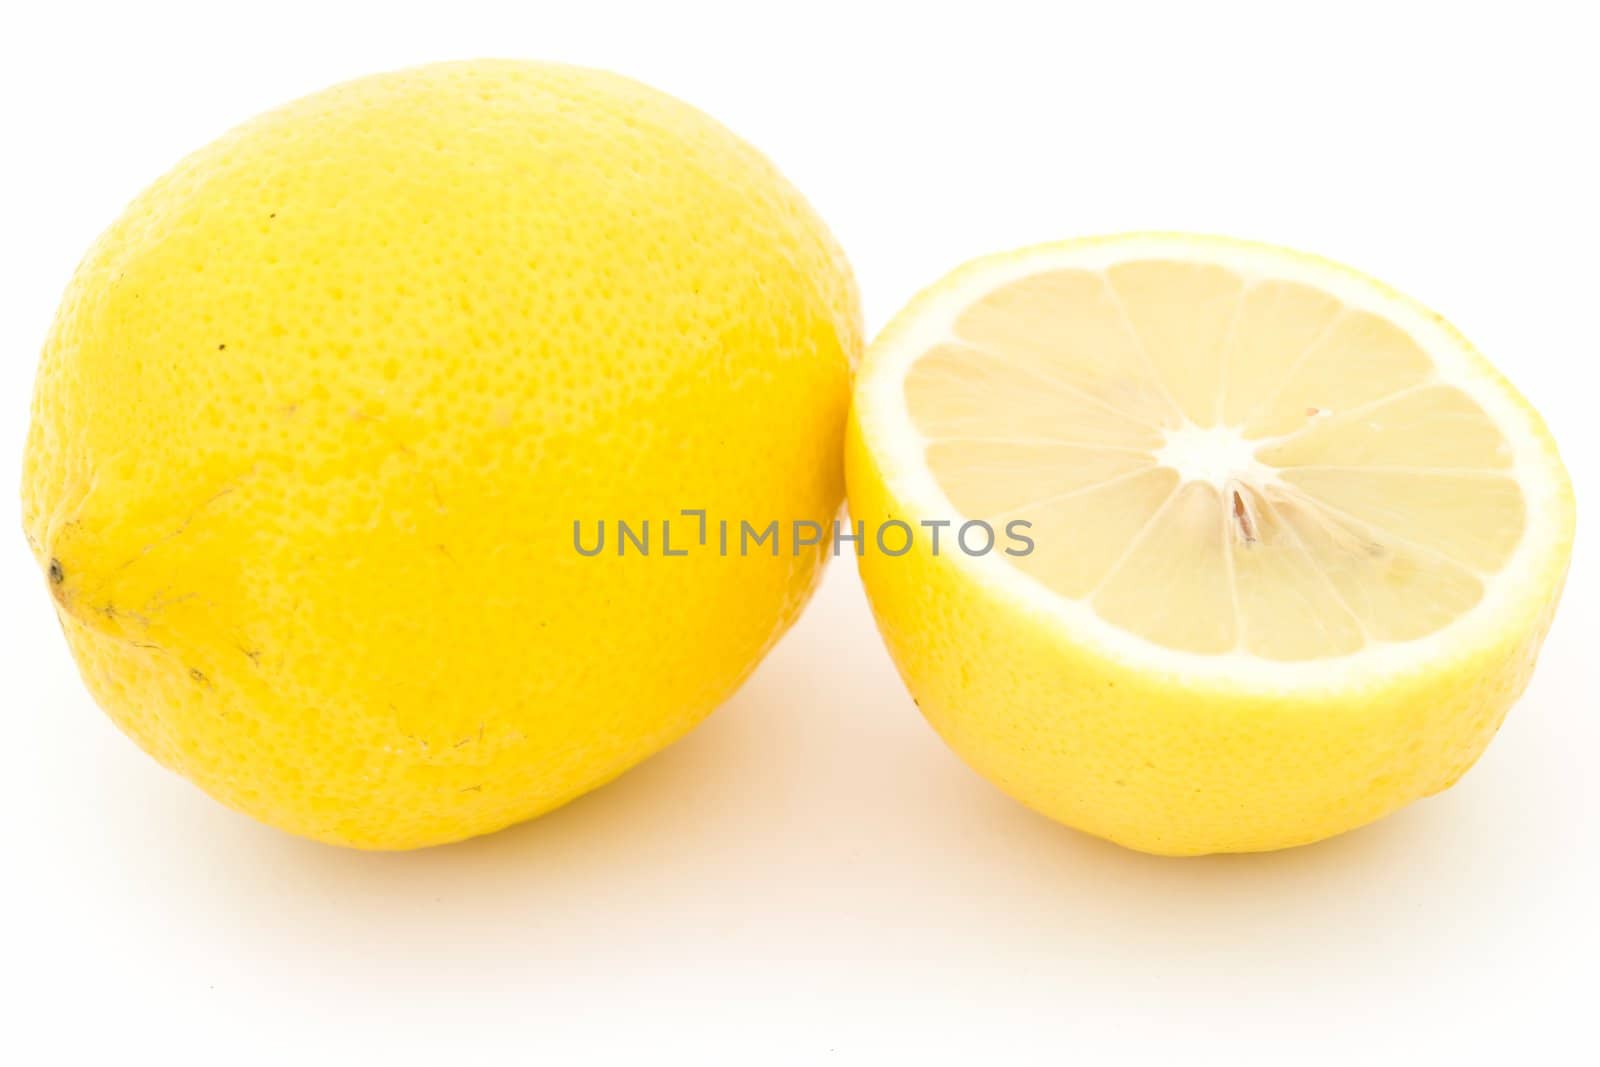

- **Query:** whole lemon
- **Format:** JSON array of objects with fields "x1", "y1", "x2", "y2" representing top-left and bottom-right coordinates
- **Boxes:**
[{"x1": 23, "y1": 60, "x2": 860, "y2": 849}]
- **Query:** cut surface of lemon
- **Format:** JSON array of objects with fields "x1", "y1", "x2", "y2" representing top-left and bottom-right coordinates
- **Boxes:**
[{"x1": 848, "y1": 234, "x2": 1574, "y2": 854}]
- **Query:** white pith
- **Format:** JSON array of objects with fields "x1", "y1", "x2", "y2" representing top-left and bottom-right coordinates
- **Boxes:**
[{"x1": 1156, "y1": 422, "x2": 1276, "y2": 491}]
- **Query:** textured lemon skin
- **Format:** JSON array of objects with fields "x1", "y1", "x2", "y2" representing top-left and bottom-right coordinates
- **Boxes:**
[
  {"x1": 847, "y1": 238, "x2": 1573, "y2": 856},
  {"x1": 23, "y1": 60, "x2": 860, "y2": 849}
]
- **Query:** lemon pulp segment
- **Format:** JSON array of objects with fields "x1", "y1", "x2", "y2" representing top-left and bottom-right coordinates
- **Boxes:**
[{"x1": 908, "y1": 258, "x2": 1525, "y2": 661}]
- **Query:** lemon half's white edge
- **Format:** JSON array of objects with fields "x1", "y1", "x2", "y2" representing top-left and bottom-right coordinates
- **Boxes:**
[{"x1": 853, "y1": 233, "x2": 1574, "y2": 693}]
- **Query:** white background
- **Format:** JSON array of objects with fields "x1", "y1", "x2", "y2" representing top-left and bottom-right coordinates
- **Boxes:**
[{"x1": 2, "y1": 1, "x2": 1595, "y2": 1062}]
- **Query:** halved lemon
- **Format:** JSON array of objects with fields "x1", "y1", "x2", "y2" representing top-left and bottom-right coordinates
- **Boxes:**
[{"x1": 848, "y1": 234, "x2": 1574, "y2": 855}]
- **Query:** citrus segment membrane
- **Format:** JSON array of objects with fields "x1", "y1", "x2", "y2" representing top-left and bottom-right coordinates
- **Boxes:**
[{"x1": 905, "y1": 260, "x2": 1525, "y2": 661}]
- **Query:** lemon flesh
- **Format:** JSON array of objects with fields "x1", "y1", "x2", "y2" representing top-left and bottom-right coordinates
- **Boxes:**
[
  {"x1": 23, "y1": 61, "x2": 860, "y2": 849},
  {"x1": 849, "y1": 234, "x2": 1573, "y2": 855}
]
